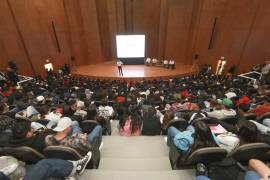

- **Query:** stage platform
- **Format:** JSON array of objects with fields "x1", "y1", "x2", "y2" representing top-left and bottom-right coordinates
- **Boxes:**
[{"x1": 72, "y1": 62, "x2": 197, "y2": 81}]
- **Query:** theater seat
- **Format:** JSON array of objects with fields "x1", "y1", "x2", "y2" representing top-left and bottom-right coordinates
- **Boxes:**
[
  {"x1": 169, "y1": 142, "x2": 227, "y2": 169},
  {"x1": 2, "y1": 146, "x2": 45, "y2": 163},
  {"x1": 243, "y1": 113, "x2": 257, "y2": 120},
  {"x1": 256, "y1": 112, "x2": 270, "y2": 123},
  {"x1": 80, "y1": 120, "x2": 99, "y2": 133},
  {"x1": 43, "y1": 146, "x2": 100, "y2": 169},
  {"x1": 165, "y1": 118, "x2": 188, "y2": 132},
  {"x1": 43, "y1": 146, "x2": 82, "y2": 160},
  {"x1": 0, "y1": 147, "x2": 4, "y2": 156},
  {"x1": 185, "y1": 147, "x2": 227, "y2": 165},
  {"x1": 229, "y1": 143, "x2": 270, "y2": 162}
]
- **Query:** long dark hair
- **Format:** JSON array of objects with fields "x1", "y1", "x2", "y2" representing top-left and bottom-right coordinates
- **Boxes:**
[
  {"x1": 86, "y1": 104, "x2": 97, "y2": 120},
  {"x1": 119, "y1": 105, "x2": 142, "y2": 133},
  {"x1": 192, "y1": 121, "x2": 217, "y2": 152},
  {"x1": 130, "y1": 114, "x2": 142, "y2": 133},
  {"x1": 238, "y1": 120, "x2": 257, "y2": 145}
]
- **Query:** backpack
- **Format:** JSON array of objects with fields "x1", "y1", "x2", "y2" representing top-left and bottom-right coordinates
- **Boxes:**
[
  {"x1": 0, "y1": 156, "x2": 26, "y2": 180},
  {"x1": 208, "y1": 157, "x2": 246, "y2": 180}
]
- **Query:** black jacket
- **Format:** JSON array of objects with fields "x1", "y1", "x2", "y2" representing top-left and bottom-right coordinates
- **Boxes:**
[
  {"x1": 142, "y1": 116, "x2": 161, "y2": 136},
  {"x1": 8, "y1": 131, "x2": 52, "y2": 152}
]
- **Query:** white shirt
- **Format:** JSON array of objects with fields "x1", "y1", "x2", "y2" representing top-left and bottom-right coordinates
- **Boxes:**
[
  {"x1": 169, "y1": 60, "x2": 174, "y2": 65},
  {"x1": 117, "y1": 61, "x2": 123, "y2": 67},
  {"x1": 164, "y1": 60, "x2": 168, "y2": 64},
  {"x1": 146, "y1": 58, "x2": 151, "y2": 63},
  {"x1": 207, "y1": 109, "x2": 236, "y2": 119},
  {"x1": 152, "y1": 59, "x2": 157, "y2": 63}
]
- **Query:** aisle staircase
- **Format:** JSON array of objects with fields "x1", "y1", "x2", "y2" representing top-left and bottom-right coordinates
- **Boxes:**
[{"x1": 79, "y1": 122, "x2": 195, "y2": 180}]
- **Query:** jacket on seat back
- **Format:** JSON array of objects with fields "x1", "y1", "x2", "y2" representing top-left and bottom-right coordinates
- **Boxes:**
[{"x1": 173, "y1": 125, "x2": 195, "y2": 152}]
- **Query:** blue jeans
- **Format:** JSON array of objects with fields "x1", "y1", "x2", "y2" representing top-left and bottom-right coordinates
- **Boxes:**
[
  {"x1": 244, "y1": 171, "x2": 261, "y2": 180},
  {"x1": 195, "y1": 171, "x2": 261, "y2": 180},
  {"x1": 167, "y1": 126, "x2": 180, "y2": 146},
  {"x1": 72, "y1": 121, "x2": 102, "y2": 145},
  {"x1": 196, "y1": 176, "x2": 210, "y2": 180},
  {"x1": 23, "y1": 159, "x2": 73, "y2": 180}
]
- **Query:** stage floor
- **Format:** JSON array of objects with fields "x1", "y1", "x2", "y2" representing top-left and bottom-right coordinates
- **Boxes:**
[{"x1": 72, "y1": 62, "x2": 197, "y2": 81}]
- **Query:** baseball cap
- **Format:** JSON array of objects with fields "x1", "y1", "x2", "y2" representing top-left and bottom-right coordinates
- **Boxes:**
[
  {"x1": 221, "y1": 98, "x2": 233, "y2": 107},
  {"x1": 53, "y1": 117, "x2": 72, "y2": 132},
  {"x1": 36, "y1": 96, "x2": 45, "y2": 102}
]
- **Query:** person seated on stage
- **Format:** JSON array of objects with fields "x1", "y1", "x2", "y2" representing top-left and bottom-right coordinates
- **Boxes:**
[
  {"x1": 152, "y1": 58, "x2": 158, "y2": 66},
  {"x1": 145, "y1": 57, "x2": 151, "y2": 66},
  {"x1": 163, "y1": 59, "x2": 169, "y2": 68},
  {"x1": 45, "y1": 117, "x2": 102, "y2": 155},
  {"x1": 169, "y1": 60, "x2": 175, "y2": 69}
]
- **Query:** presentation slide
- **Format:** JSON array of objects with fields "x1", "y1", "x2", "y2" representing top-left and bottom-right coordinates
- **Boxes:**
[{"x1": 116, "y1": 35, "x2": 145, "y2": 58}]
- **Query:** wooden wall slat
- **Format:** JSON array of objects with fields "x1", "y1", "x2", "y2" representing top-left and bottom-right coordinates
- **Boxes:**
[{"x1": 0, "y1": 0, "x2": 269, "y2": 76}]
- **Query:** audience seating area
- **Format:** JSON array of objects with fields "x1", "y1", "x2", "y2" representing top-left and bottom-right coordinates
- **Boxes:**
[{"x1": 1, "y1": 66, "x2": 270, "y2": 179}]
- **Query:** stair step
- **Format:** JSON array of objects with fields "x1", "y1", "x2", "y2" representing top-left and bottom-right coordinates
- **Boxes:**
[
  {"x1": 78, "y1": 169, "x2": 195, "y2": 180},
  {"x1": 101, "y1": 136, "x2": 169, "y2": 158},
  {"x1": 99, "y1": 157, "x2": 171, "y2": 171}
]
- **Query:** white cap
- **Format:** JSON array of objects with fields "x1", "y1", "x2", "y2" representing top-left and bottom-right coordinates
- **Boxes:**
[
  {"x1": 53, "y1": 117, "x2": 72, "y2": 132},
  {"x1": 36, "y1": 96, "x2": 44, "y2": 102},
  {"x1": 225, "y1": 92, "x2": 237, "y2": 99},
  {"x1": 77, "y1": 101, "x2": 85, "y2": 108}
]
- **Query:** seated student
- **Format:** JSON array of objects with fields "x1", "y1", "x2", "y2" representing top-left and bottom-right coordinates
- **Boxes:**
[
  {"x1": 0, "y1": 101, "x2": 19, "y2": 119},
  {"x1": 167, "y1": 121, "x2": 218, "y2": 156},
  {"x1": 141, "y1": 106, "x2": 162, "y2": 135},
  {"x1": 207, "y1": 98, "x2": 236, "y2": 119},
  {"x1": 119, "y1": 114, "x2": 142, "y2": 136},
  {"x1": 152, "y1": 58, "x2": 157, "y2": 66},
  {"x1": 98, "y1": 100, "x2": 114, "y2": 118},
  {"x1": 74, "y1": 100, "x2": 87, "y2": 118},
  {"x1": 163, "y1": 60, "x2": 169, "y2": 68},
  {"x1": 85, "y1": 104, "x2": 108, "y2": 133},
  {"x1": 0, "y1": 115, "x2": 15, "y2": 145},
  {"x1": 161, "y1": 110, "x2": 175, "y2": 130},
  {"x1": 0, "y1": 151, "x2": 92, "y2": 180},
  {"x1": 145, "y1": 57, "x2": 151, "y2": 66},
  {"x1": 169, "y1": 60, "x2": 175, "y2": 69},
  {"x1": 249, "y1": 100, "x2": 270, "y2": 117},
  {"x1": 119, "y1": 105, "x2": 141, "y2": 135},
  {"x1": 45, "y1": 117, "x2": 102, "y2": 155},
  {"x1": 8, "y1": 119, "x2": 52, "y2": 152}
]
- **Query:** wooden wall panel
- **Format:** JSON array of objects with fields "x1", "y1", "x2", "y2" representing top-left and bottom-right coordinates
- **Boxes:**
[
  {"x1": 115, "y1": 0, "x2": 125, "y2": 34},
  {"x1": 165, "y1": 0, "x2": 194, "y2": 63},
  {"x1": 239, "y1": 0, "x2": 270, "y2": 73},
  {"x1": 0, "y1": 0, "x2": 34, "y2": 75},
  {"x1": 192, "y1": 0, "x2": 227, "y2": 67},
  {"x1": 212, "y1": 0, "x2": 260, "y2": 71},
  {"x1": 133, "y1": 0, "x2": 161, "y2": 58},
  {"x1": 63, "y1": 0, "x2": 90, "y2": 66},
  {"x1": 157, "y1": 0, "x2": 169, "y2": 60},
  {"x1": 80, "y1": 0, "x2": 104, "y2": 63},
  {"x1": 0, "y1": 0, "x2": 270, "y2": 76}
]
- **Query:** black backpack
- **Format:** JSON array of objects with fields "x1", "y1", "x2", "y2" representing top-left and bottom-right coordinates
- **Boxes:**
[{"x1": 208, "y1": 157, "x2": 246, "y2": 180}]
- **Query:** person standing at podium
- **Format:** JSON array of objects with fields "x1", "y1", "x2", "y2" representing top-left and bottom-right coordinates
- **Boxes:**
[{"x1": 117, "y1": 59, "x2": 124, "y2": 76}]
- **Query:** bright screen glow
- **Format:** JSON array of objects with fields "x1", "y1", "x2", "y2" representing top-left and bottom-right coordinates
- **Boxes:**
[{"x1": 116, "y1": 35, "x2": 145, "y2": 58}]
